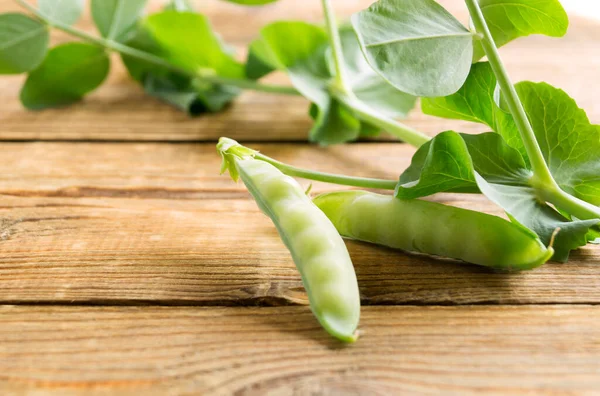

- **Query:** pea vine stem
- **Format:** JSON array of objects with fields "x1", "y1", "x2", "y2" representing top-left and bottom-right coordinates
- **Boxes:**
[
  {"x1": 253, "y1": 152, "x2": 398, "y2": 191},
  {"x1": 320, "y1": 0, "x2": 430, "y2": 147},
  {"x1": 466, "y1": 0, "x2": 600, "y2": 221},
  {"x1": 465, "y1": 0, "x2": 553, "y2": 185},
  {"x1": 321, "y1": 0, "x2": 351, "y2": 94},
  {"x1": 335, "y1": 94, "x2": 431, "y2": 147},
  {"x1": 15, "y1": 0, "x2": 300, "y2": 96}
]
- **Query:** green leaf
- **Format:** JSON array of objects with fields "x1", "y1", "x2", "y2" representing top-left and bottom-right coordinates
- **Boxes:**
[
  {"x1": 20, "y1": 43, "x2": 110, "y2": 109},
  {"x1": 396, "y1": 131, "x2": 478, "y2": 199},
  {"x1": 397, "y1": 131, "x2": 530, "y2": 198},
  {"x1": 253, "y1": 21, "x2": 416, "y2": 144},
  {"x1": 423, "y1": 66, "x2": 600, "y2": 206},
  {"x1": 122, "y1": 25, "x2": 240, "y2": 115},
  {"x1": 396, "y1": 131, "x2": 597, "y2": 261},
  {"x1": 289, "y1": 46, "x2": 360, "y2": 144},
  {"x1": 38, "y1": 0, "x2": 84, "y2": 26},
  {"x1": 460, "y1": 133, "x2": 531, "y2": 184},
  {"x1": 0, "y1": 13, "x2": 49, "y2": 74},
  {"x1": 472, "y1": 0, "x2": 569, "y2": 61},
  {"x1": 222, "y1": 0, "x2": 278, "y2": 5},
  {"x1": 144, "y1": 11, "x2": 244, "y2": 78},
  {"x1": 143, "y1": 73, "x2": 199, "y2": 113},
  {"x1": 335, "y1": 26, "x2": 416, "y2": 121},
  {"x1": 422, "y1": 62, "x2": 500, "y2": 126},
  {"x1": 409, "y1": 65, "x2": 600, "y2": 259},
  {"x1": 91, "y1": 0, "x2": 148, "y2": 41},
  {"x1": 121, "y1": 26, "x2": 167, "y2": 82},
  {"x1": 257, "y1": 21, "x2": 329, "y2": 70},
  {"x1": 257, "y1": 21, "x2": 359, "y2": 144},
  {"x1": 351, "y1": 0, "x2": 474, "y2": 97},
  {"x1": 245, "y1": 38, "x2": 277, "y2": 80},
  {"x1": 422, "y1": 62, "x2": 524, "y2": 161},
  {"x1": 308, "y1": 99, "x2": 362, "y2": 145},
  {"x1": 123, "y1": 11, "x2": 244, "y2": 113},
  {"x1": 516, "y1": 82, "x2": 600, "y2": 207},
  {"x1": 143, "y1": 73, "x2": 238, "y2": 114},
  {"x1": 191, "y1": 79, "x2": 240, "y2": 113}
]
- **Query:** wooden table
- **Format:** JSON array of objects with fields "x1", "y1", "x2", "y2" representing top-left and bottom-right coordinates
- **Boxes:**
[{"x1": 1, "y1": 1, "x2": 600, "y2": 394}]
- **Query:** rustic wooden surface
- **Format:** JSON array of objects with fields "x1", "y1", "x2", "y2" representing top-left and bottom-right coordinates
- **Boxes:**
[
  {"x1": 2, "y1": 306, "x2": 600, "y2": 395},
  {"x1": 1, "y1": 0, "x2": 600, "y2": 395}
]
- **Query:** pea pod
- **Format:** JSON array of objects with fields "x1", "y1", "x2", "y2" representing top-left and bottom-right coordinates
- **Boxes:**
[
  {"x1": 313, "y1": 190, "x2": 554, "y2": 270},
  {"x1": 218, "y1": 138, "x2": 360, "y2": 342}
]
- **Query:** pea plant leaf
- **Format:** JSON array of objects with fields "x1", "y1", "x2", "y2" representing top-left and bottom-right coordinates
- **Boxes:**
[
  {"x1": 472, "y1": 0, "x2": 569, "y2": 61},
  {"x1": 0, "y1": 13, "x2": 49, "y2": 74},
  {"x1": 245, "y1": 38, "x2": 277, "y2": 80},
  {"x1": 351, "y1": 0, "x2": 475, "y2": 97},
  {"x1": 20, "y1": 43, "x2": 110, "y2": 109},
  {"x1": 121, "y1": 14, "x2": 242, "y2": 115},
  {"x1": 335, "y1": 26, "x2": 416, "y2": 122},
  {"x1": 517, "y1": 82, "x2": 600, "y2": 208},
  {"x1": 396, "y1": 131, "x2": 478, "y2": 198},
  {"x1": 143, "y1": 73, "x2": 199, "y2": 113},
  {"x1": 253, "y1": 21, "x2": 357, "y2": 144},
  {"x1": 399, "y1": 66, "x2": 600, "y2": 260},
  {"x1": 396, "y1": 130, "x2": 597, "y2": 261},
  {"x1": 143, "y1": 73, "x2": 238, "y2": 114},
  {"x1": 397, "y1": 131, "x2": 529, "y2": 199},
  {"x1": 144, "y1": 11, "x2": 244, "y2": 78},
  {"x1": 38, "y1": 0, "x2": 84, "y2": 26},
  {"x1": 250, "y1": 21, "x2": 417, "y2": 144},
  {"x1": 423, "y1": 63, "x2": 600, "y2": 208},
  {"x1": 422, "y1": 62, "x2": 524, "y2": 158},
  {"x1": 121, "y1": 27, "x2": 167, "y2": 81},
  {"x1": 91, "y1": 0, "x2": 148, "y2": 42}
]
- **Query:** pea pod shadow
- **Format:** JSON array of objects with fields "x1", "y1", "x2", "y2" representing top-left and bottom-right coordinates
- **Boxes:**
[{"x1": 345, "y1": 239, "x2": 568, "y2": 306}]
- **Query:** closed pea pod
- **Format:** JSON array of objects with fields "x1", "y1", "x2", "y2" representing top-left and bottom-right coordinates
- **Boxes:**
[
  {"x1": 218, "y1": 138, "x2": 360, "y2": 342},
  {"x1": 313, "y1": 191, "x2": 554, "y2": 270}
]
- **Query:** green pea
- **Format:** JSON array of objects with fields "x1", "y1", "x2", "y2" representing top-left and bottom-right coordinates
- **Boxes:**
[
  {"x1": 313, "y1": 190, "x2": 554, "y2": 270},
  {"x1": 234, "y1": 158, "x2": 360, "y2": 342}
]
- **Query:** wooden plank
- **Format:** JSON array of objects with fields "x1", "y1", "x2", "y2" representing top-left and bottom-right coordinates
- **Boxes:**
[
  {"x1": 1, "y1": 305, "x2": 599, "y2": 395},
  {"x1": 0, "y1": 0, "x2": 598, "y2": 141},
  {"x1": 0, "y1": 142, "x2": 598, "y2": 305}
]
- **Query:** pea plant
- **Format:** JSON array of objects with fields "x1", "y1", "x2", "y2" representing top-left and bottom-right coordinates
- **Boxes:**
[{"x1": 4, "y1": 0, "x2": 600, "y2": 341}]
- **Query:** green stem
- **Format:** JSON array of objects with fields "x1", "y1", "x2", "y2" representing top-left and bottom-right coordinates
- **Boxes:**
[
  {"x1": 16, "y1": 0, "x2": 300, "y2": 96},
  {"x1": 466, "y1": 0, "x2": 600, "y2": 222},
  {"x1": 465, "y1": 0, "x2": 554, "y2": 186},
  {"x1": 335, "y1": 94, "x2": 430, "y2": 147},
  {"x1": 321, "y1": 0, "x2": 351, "y2": 94},
  {"x1": 254, "y1": 152, "x2": 397, "y2": 190},
  {"x1": 539, "y1": 187, "x2": 600, "y2": 222}
]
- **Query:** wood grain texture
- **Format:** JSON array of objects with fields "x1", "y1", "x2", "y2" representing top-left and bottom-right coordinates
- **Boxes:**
[
  {"x1": 1, "y1": 305, "x2": 599, "y2": 395},
  {"x1": 0, "y1": 2, "x2": 599, "y2": 394},
  {"x1": 0, "y1": 142, "x2": 598, "y2": 305},
  {"x1": 0, "y1": 0, "x2": 598, "y2": 141}
]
